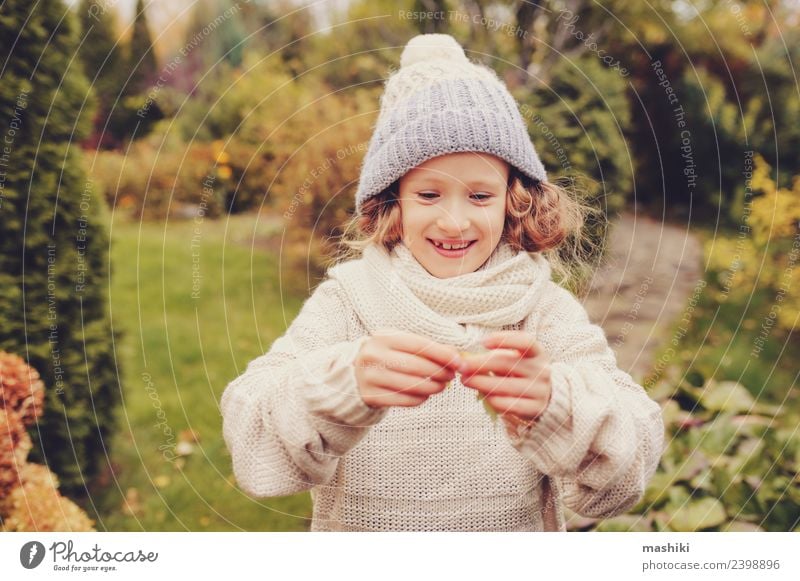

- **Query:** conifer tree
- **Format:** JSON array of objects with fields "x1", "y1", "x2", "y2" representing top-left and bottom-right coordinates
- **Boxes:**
[
  {"x1": 76, "y1": 0, "x2": 124, "y2": 148},
  {"x1": 127, "y1": 0, "x2": 158, "y2": 95},
  {"x1": 0, "y1": 0, "x2": 120, "y2": 495}
]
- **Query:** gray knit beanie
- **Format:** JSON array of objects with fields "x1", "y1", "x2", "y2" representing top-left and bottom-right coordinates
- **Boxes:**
[{"x1": 355, "y1": 33, "x2": 547, "y2": 213}]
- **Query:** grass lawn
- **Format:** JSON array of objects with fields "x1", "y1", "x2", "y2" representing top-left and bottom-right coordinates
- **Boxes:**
[{"x1": 89, "y1": 211, "x2": 316, "y2": 531}]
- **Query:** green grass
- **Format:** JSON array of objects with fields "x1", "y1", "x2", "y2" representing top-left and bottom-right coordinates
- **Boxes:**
[{"x1": 89, "y1": 212, "x2": 315, "y2": 531}]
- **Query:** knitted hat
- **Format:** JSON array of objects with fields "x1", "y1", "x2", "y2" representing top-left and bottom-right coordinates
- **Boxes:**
[{"x1": 354, "y1": 33, "x2": 547, "y2": 212}]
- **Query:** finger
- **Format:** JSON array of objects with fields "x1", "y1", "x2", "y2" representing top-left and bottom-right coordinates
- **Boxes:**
[
  {"x1": 378, "y1": 329, "x2": 462, "y2": 370},
  {"x1": 481, "y1": 331, "x2": 542, "y2": 358},
  {"x1": 364, "y1": 385, "x2": 428, "y2": 407},
  {"x1": 458, "y1": 349, "x2": 531, "y2": 378},
  {"x1": 459, "y1": 373, "x2": 531, "y2": 397},
  {"x1": 368, "y1": 367, "x2": 447, "y2": 396},
  {"x1": 377, "y1": 349, "x2": 457, "y2": 382},
  {"x1": 485, "y1": 395, "x2": 547, "y2": 418}
]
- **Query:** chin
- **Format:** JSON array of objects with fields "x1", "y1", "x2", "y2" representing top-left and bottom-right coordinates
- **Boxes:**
[{"x1": 430, "y1": 263, "x2": 475, "y2": 279}]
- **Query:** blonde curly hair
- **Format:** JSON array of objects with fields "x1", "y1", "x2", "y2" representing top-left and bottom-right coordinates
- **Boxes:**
[{"x1": 334, "y1": 168, "x2": 604, "y2": 291}]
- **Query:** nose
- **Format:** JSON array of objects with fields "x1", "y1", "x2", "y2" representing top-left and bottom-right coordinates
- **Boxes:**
[{"x1": 436, "y1": 208, "x2": 471, "y2": 235}]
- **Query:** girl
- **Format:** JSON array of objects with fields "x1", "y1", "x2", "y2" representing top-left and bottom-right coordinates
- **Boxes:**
[{"x1": 221, "y1": 34, "x2": 664, "y2": 532}]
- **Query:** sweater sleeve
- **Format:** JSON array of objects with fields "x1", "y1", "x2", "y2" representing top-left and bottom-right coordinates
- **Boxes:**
[
  {"x1": 507, "y1": 282, "x2": 665, "y2": 519},
  {"x1": 220, "y1": 278, "x2": 388, "y2": 498}
]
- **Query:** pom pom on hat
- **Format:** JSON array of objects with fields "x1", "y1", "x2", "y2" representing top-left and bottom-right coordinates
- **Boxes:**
[
  {"x1": 400, "y1": 34, "x2": 469, "y2": 68},
  {"x1": 354, "y1": 33, "x2": 548, "y2": 212}
]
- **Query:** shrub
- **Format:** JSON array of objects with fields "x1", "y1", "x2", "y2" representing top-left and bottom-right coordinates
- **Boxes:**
[
  {"x1": 705, "y1": 156, "x2": 800, "y2": 334},
  {"x1": 571, "y1": 372, "x2": 800, "y2": 532},
  {"x1": 89, "y1": 123, "x2": 227, "y2": 220},
  {"x1": 1, "y1": 464, "x2": 95, "y2": 532},
  {"x1": 0, "y1": 409, "x2": 29, "y2": 502},
  {"x1": 0, "y1": 351, "x2": 45, "y2": 424},
  {"x1": 517, "y1": 54, "x2": 632, "y2": 222},
  {"x1": 0, "y1": 351, "x2": 94, "y2": 531},
  {"x1": 0, "y1": 0, "x2": 121, "y2": 494}
]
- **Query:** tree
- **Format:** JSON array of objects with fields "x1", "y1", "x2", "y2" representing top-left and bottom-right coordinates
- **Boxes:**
[
  {"x1": 188, "y1": 0, "x2": 247, "y2": 69},
  {"x1": 99, "y1": 0, "x2": 163, "y2": 144},
  {"x1": 0, "y1": 0, "x2": 121, "y2": 495},
  {"x1": 76, "y1": 0, "x2": 124, "y2": 148},
  {"x1": 127, "y1": 0, "x2": 159, "y2": 95},
  {"x1": 411, "y1": 0, "x2": 451, "y2": 33}
]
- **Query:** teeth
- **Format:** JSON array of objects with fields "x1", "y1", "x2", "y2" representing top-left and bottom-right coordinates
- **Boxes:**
[{"x1": 434, "y1": 241, "x2": 470, "y2": 250}]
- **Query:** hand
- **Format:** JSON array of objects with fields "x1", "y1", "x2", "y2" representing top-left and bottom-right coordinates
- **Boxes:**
[
  {"x1": 354, "y1": 329, "x2": 462, "y2": 409},
  {"x1": 457, "y1": 331, "x2": 553, "y2": 424}
]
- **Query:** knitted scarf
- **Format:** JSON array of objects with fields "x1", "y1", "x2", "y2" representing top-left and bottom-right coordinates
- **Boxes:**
[{"x1": 328, "y1": 241, "x2": 552, "y2": 351}]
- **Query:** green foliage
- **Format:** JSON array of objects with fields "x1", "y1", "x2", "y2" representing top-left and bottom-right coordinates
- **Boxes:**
[
  {"x1": 93, "y1": 48, "x2": 378, "y2": 288},
  {"x1": 594, "y1": 0, "x2": 800, "y2": 222},
  {"x1": 306, "y1": 0, "x2": 417, "y2": 91},
  {"x1": 263, "y1": 89, "x2": 377, "y2": 287},
  {"x1": 175, "y1": 54, "x2": 295, "y2": 142},
  {"x1": 744, "y1": 27, "x2": 800, "y2": 190},
  {"x1": 516, "y1": 52, "x2": 630, "y2": 267},
  {"x1": 659, "y1": 379, "x2": 797, "y2": 531},
  {"x1": 518, "y1": 54, "x2": 632, "y2": 217},
  {"x1": 128, "y1": 0, "x2": 159, "y2": 95},
  {"x1": 77, "y1": 0, "x2": 123, "y2": 86},
  {"x1": 76, "y1": 0, "x2": 124, "y2": 148},
  {"x1": 89, "y1": 55, "x2": 303, "y2": 219},
  {"x1": 677, "y1": 67, "x2": 751, "y2": 221},
  {"x1": 0, "y1": 0, "x2": 120, "y2": 495},
  {"x1": 410, "y1": 0, "x2": 450, "y2": 33},
  {"x1": 704, "y1": 157, "x2": 800, "y2": 334},
  {"x1": 75, "y1": 0, "x2": 168, "y2": 146},
  {"x1": 585, "y1": 376, "x2": 800, "y2": 532},
  {"x1": 184, "y1": 0, "x2": 247, "y2": 71},
  {"x1": 579, "y1": 198, "x2": 800, "y2": 532},
  {"x1": 88, "y1": 123, "x2": 225, "y2": 220}
]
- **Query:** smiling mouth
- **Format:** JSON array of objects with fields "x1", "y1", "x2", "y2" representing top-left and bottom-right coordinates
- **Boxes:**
[{"x1": 428, "y1": 239, "x2": 476, "y2": 250}]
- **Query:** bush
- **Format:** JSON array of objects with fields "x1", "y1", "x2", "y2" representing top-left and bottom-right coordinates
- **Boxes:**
[
  {"x1": 0, "y1": 0, "x2": 121, "y2": 495},
  {"x1": 0, "y1": 409, "x2": 29, "y2": 501},
  {"x1": 704, "y1": 156, "x2": 800, "y2": 334},
  {"x1": 0, "y1": 352, "x2": 94, "y2": 531},
  {"x1": 1, "y1": 464, "x2": 96, "y2": 532},
  {"x1": 650, "y1": 377, "x2": 797, "y2": 531},
  {"x1": 517, "y1": 54, "x2": 632, "y2": 222},
  {"x1": 268, "y1": 89, "x2": 377, "y2": 286},
  {"x1": 570, "y1": 370, "x2": 800, "y2": 532},
  {"x1": 90, "y1": 130, "x2": 226, "y2": 220}
]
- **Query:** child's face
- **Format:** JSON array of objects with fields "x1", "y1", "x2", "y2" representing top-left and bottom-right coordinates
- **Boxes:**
[{"x1": 398, "y1": 152, "x2": 509, "y2": 279}]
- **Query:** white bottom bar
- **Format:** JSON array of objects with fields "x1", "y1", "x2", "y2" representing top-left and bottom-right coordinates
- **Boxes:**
[{"x1": 1, "y1": 532, "x2": 798, "y2": 580}]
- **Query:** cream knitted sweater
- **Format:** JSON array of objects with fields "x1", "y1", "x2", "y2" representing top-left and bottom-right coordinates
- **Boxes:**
[{"x1": 220, "y1": 242, "x2": 664, "y2": 531}]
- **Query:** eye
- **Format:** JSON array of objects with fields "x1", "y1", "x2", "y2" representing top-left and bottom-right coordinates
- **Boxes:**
[
  {"x1": 471, "y1": 192, "x2": 493, "y2": 201},
  {"x1": 417, "y1": 192, "x2": 439, "y2": 200}
]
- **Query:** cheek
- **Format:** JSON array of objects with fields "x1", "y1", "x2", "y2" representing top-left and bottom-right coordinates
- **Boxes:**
[
  {"x1": 400, "y1": 207, "x2": 431, "y2": 230},
  {"x1": 481, "y1": 207, "x2": 506, "y2": 239},
  {"x1": 399, "y1": 210, "x2": 424, "y2": 244}
]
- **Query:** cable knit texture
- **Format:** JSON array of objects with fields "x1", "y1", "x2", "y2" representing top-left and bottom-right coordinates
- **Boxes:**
[
  {"x1": 355, "y1": 33, "x2": 547, "y2": 212},
  {"x1": 220, "y1": 242, "x2": 665, "y2": 531}
]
